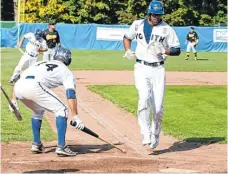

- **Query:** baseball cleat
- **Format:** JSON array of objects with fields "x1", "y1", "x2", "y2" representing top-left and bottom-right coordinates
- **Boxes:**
[
  {"x1": 31, "y1": 143, "x2": 44, "y2": 154},
  {"x1": 185, "y1": 57, "x2": 189, "y2": 60},
  {"x1": 55, "y1": 145, "x2": 77, "y2": 156},
  {"x1": 150, "y1": 135, "x2": 159, "y2": 149},
  {"x1": 194, "y1": 57, "x2": 197, "y2": 60}
]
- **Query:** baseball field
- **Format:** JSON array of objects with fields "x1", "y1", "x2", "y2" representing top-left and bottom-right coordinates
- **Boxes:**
[{"x1": 1, "y1": 48, "x2": 227, "y2": 173}]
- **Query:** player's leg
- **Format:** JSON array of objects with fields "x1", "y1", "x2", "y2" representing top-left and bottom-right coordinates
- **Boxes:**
[
  {"x1": 150, "y1": 65, "x2": 165, "y2": 149},
  {"x1": 50, "y1": 48, "x2": 56, "y2": 60},
  {"x1": 134, "y1": 63, "x2": 152, "y2": 146},
  {"x1": 192, "y1": 45, "x2": 197, "y2": 60},
  {"x1": 21, "y1": 99, "x2": 45, "y2": 153},
  {"x1": 185, "y1": 42, "x2": 191, "y2": 60},
  {"x1": 9, "y1": 54, "x2": 30, "y2": 83},
  {"x1": 14, "y1": 80, "x2": 45, "y2": 153},
  {"x1": 33, "y1": 83, "x2": 76, "y2": 156},
  {"x1": 43, "y1": 49, "x2": 50, "y2": 61}
]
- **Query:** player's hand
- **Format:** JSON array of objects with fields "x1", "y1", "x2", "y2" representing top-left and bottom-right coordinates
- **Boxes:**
[
  {"x1": 70, "y1": 115, "x2": 85, "y2": 130},
  {"x1": 123, "y1": 49, "x2": 136, "y2": 60}
]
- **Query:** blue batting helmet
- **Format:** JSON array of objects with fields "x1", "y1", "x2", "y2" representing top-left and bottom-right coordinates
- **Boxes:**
[
  {"x1": 35, "y1": 29, "x2": 42, "y2": 40},
  {"x1": 148, "y1": 1, "x2": 165, "y2": 15},
  {"x1": 53, "y1": 47, "x2": 72, "y2": 66}
]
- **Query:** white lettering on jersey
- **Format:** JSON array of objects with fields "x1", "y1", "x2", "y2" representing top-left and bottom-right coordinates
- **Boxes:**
[
  {"x1": 21, "y1": 60, "x2": 75, "y2": 90},
  {"x1": 124, "y1": 19, "x2": 180, "y2": 63}
]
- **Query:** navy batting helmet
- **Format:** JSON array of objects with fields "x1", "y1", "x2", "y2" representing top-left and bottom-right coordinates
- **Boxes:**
[
  {"x1": 53, "y1": 47, "x2": 72, "y2": 66},
  {"x1": 148, "y1": 1, "x2": 165, "y2": 15},
  {"x1": 35, "y1": 29, "x2": 42, "y2": 40}
]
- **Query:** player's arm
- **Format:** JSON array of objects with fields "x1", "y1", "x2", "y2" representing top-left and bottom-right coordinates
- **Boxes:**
[
  {"x1": 56, "y1": 32, "x2": 61, "y2": 47},
  {"x1": 195, "y1": 32, "x2": 199, "y2": 44},
  {"x1": 63, "y1": 72, "x2": 84, "y2": 130},
  {"x1": 17, "y1": 35, "x2": 25, "y2": 48},
  {"x1": 39, "y1": 41, "x2": 48, "y2": 52},
  {"x1": 165, "y1": 28, "x2": 181, "y2": 56},
  {"x1": 123, "y1": 20, "x2": 138, "y2": 59}
]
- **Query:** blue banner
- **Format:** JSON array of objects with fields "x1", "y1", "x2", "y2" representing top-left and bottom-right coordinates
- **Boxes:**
[{"x1": 1, "y1": 23, "x2": 227, "y2": 52}]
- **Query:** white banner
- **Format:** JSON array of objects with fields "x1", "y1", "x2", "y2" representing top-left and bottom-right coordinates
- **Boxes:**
[
  {"x1": 213, "y1": 29, "x2": 228, "y2": 42},
  {"x1": 96, "y1": 27, "x2": 129, "y2": 41}
]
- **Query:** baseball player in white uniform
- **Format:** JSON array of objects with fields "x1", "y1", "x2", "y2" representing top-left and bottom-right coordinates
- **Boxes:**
[
  {"x1": 123, "y1": 1, "x2": 181, "y2": 151},
  {"x1": 9, "y1": 29, "x2": 48, "y2": 83},
  {"x1": 13, "y1": 48, "x2": 85, "y2": 156}
]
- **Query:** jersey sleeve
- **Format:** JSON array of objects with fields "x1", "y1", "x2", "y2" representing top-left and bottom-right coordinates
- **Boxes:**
[
  {"x1": 124, "y1": 20, "x2": 139, "y2": 40},
  {"x1": 167, "y1": 28, "x2": 180, "y2": 48},
  {"x1": 62, "y1": 69, "x2": 76, "y2": 91},
  {"x1": 24, "y1": 32, "x2": 34, "y2": 40}
]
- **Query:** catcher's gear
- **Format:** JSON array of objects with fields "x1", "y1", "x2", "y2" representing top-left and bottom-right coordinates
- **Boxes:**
[
  {"x1": 123, "y1": 49, "x2": 137, "y2": 60},
  {"x1": 71, "y1": 115, "x2": 85, "y2": 130},
  {"x1": 35, "y1": 29, "x2": 42, "y2": 40},
  {"x1": 148, "y1": 1, "x2": 165, "y2": 15},
  {"x1": 53, "y1": 47, "x2": 72, "y2": 66}
]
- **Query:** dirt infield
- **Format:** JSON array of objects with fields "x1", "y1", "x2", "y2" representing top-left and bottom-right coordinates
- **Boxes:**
[{"x1": 1, "y1": 71, "x2": 227, "y2": 173}]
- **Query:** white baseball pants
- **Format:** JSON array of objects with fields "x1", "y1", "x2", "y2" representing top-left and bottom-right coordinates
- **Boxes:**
[
  {"x1": 134, "y1": 62, "x2": 165, "y2": 145},
  {"x1": 43, "y1": 48, "x2": 56, "y2": 61},
  {"x1": 14, "y1": 79, "x2": 68, "y2": 120},
  {"x1": 10, "y1": 53, "x2": 38, "y2": 82},
  {"x1": 186, "y1": 42, "x2": 196, "y2": 53}
]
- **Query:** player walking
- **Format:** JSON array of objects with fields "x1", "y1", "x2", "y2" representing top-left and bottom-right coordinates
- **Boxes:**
[
  {"x1": 13, "y1": 48, "x2": 85, "y2": 156},
  {"x1": 42, "y1": 21, "x2": 61, "y2": 61},
  {"x1": 185, "y1": 27, "x2": 199, "y2": 60},
  {"x1": 9, "y1": 29, "x2": 47, "y2": 83},
  {"x1": 123, "y1": 1, "x2": 181, "y2": 151}
]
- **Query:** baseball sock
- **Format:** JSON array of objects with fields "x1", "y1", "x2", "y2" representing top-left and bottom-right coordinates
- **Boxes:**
[
  {"x1": 56, "y1": 116, "x2": 67, "y2": 148},
  {"x1": 186, "y1": 52, "x2": 190, "y2": 58},
  {"x1": 194, "y1": 52, "x2": 197, "y2": 58},
  {"x1": 31, "y1": 118, "x2": 42, "y2": 144}
]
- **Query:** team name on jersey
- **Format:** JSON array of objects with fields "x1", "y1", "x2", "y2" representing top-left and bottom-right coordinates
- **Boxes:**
[
  {"x1": 46, "y1": 35, "x2": 57, "y2": 40},
  {"x1": 136, "y1": 33, "x2": 165, "y2": 43}
]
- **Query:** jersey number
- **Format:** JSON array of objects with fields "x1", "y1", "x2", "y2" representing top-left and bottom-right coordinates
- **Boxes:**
[{"x1": 46, "y1": 64, "x2": 58, "y2": 71}]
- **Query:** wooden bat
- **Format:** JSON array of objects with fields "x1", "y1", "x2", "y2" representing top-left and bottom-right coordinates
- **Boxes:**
[
  {"x1": 70, "y1": 121, "x2": 126, "y2": 153},
  {"x1": 0, "y1": 85, "x2": 22, "y2": 121}
]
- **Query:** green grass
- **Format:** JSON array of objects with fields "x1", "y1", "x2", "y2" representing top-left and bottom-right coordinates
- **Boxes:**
[
  {"x1": 1, "y1": 48, "x2": 227, "y2": 72},
  {"x1": 1, "y1": 49, "x2": 56, "y2": 142},
  {"x1": 88, "y1": 85, "x2": 227, "y2": 143}
]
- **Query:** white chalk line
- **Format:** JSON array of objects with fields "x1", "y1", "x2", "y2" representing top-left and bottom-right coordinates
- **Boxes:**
[{"x1": 59, "y1": 86, "x2": 144, "y2": 156}]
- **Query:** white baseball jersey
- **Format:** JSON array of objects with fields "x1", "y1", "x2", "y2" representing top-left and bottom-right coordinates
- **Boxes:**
[
  {"x1": 24, "y1": 32, "x2": 47, "y2": 56},
  {"x1": 124, "y1": 19, "x2": 180, "y2": 63},
  {"x1": 21, "y1": 60, "x2": 75, "y2": 90}
]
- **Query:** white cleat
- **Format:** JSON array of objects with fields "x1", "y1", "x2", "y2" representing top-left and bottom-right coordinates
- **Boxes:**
[
  {"x1": 56, "y1": 145, "x2": 77, "y2": 156},
  {"x1": 150, "y1": 135, "x2": 159, "y2": 149}
]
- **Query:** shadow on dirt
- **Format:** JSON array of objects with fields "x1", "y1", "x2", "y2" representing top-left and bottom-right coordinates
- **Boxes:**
[
  {"x1": 151, "y1": 137, "x2": 225, "y2": 155},
  {"x1": 24, "y1": 169, "x2": 79, "y2": 173},
  {"x1": 44, "y1": 143, "x2": 124, "y2": 154}
]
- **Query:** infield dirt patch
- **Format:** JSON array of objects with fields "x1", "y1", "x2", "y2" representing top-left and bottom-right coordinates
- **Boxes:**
[{"x1": 1, "y1": 71, "x2": 227, "y2": 173}]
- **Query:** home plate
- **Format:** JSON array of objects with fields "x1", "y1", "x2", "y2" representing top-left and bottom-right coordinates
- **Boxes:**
[{"x1": 159, "y1": 168, "x2": 200, "y2": 173}]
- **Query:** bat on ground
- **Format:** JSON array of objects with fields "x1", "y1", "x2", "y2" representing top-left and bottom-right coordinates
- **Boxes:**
[
  {"x1": 0, "y1": 85, "x2": 22, "y2": 121},
  {"x1": 70, "y1": 121, "x2": 126, "y2": 153}
]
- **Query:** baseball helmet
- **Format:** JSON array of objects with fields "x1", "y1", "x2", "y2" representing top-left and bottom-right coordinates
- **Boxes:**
[
  {"x1": 35, "y1": 29, "x2": 42, "y2": 40},
  {"x1": 148, "y1": 1, "x2": 165, "y2": 15},
  {"x1": 53, "y1": 47, "x2": 72, "y2": 66}
]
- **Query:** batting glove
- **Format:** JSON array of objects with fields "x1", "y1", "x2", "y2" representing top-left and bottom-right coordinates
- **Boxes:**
[
  {"x1": 71, "y1": 115, "x2": 85, "y2": 130},
  {"x1": 123, "y1": 49, "x2": 136, "y2": 60}
]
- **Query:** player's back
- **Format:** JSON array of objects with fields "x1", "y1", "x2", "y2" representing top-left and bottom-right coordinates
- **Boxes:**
[{"x1": 21, "y1": 60, "x2": 73, "y2": 89}]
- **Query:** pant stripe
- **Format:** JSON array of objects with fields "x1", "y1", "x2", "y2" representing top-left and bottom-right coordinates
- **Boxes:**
[{"x1": 38, "y1": 82, "x2": 67, "y2": 117}]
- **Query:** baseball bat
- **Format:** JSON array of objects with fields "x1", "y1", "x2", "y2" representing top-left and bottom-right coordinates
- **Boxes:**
[
  {"x1": 70, "y1": 121, "x2": 126, "y2": 153},
  {"x1": 0, "y1": 85, "x2": 22, "y2": 121}
]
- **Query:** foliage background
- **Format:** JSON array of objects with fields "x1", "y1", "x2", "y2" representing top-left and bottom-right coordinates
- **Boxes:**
[{"x1": 18, "y1": 0, "x2": 227, "y2": 26}]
